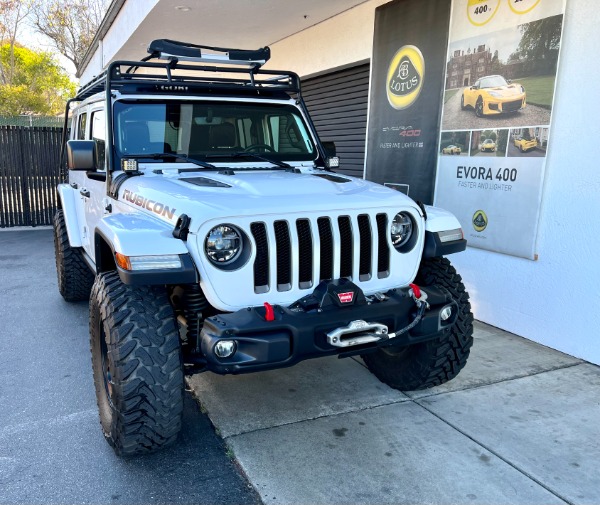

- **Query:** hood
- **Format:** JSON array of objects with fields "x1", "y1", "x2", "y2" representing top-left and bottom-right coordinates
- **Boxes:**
[
  {"x1": 117, "y1": 166, "x2": 418, "y2": 231},
  {"x1": 488, "y1": 84, "x2": 523, "y2": 97}
]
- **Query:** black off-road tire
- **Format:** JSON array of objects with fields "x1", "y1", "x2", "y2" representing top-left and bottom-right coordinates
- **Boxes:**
[
  {"x1": 362, "y1": 257, "x2": 474, "y2": 391},
  {"x1": 53, "y1": 209, "x2": 94, "y2": 302},
  {"x1": 460, "y1": 94, "x2": 466, "y2": 110},
  {"x1": 90, "y1": 271, "x2": 184, "y2": 456}
]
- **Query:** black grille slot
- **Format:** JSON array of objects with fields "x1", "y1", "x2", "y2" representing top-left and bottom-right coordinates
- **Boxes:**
[
  {"x1": 250, "y1": 222, "x2": 269, "y2": 293},
  {"x1": 357, "y1": 215, "x2": 372, "y2": 281},
  {"x1": 317, "y1": 217, "x2": 333, "y2": 281},
  {"x1": 274, "y1": 220, "x2": 292, "y2": 291},
  {"x1": 296, "y1": 219, "x2": 313, "y2": 288},
  {"x1": 338, "y1": 216, "x2": 353, "y2": 279},
  {"x1": 376, "y1": 213, "x2": 390, "y2": 278}
]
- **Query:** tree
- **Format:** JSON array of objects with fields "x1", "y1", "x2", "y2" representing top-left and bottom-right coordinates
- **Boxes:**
[
  {"x1": 30, "y1": 0, "x2": 107, "y2": 77},
  {"x1": 518, "y1": 15, "x2": 563, "y2": 76},
  {"x1": 0, "y1": 0, "x2": 31, "y2": 85},
  {"x1": 0, "y1": 43, "x2": 76, "y2": 115}
]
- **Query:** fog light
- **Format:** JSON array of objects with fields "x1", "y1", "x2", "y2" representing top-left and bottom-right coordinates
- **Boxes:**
[
  {"x1": 214, "y1": 340, "x2": 237, "y2": 358},
  {"x1": 440, "y1": 306, "x2": 453, "y2": 321}
]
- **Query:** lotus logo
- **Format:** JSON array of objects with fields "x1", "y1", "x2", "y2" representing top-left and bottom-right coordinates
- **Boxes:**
[
  {"x1": 398, "y1": 60, "x2": 410, "y2": 79},
  {"x1": 386, "y1": 45, "x2": 425, "y2": 110},
  {"x1": 472, "y1": 210, "x2": 488, "y2": 232}
]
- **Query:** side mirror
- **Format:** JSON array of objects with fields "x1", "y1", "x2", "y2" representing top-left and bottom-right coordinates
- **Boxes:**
[
  {"x1": 67, "y1": 140, "x2": 97, "y2": 171},
  {"x1": 322, "y1": 141, "x2": 339, "y2": 169}
]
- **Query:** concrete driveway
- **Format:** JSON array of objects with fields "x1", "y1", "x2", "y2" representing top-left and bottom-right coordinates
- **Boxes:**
[{"x1": 2, "y1": 228, "x2": 599, "y2": 505}]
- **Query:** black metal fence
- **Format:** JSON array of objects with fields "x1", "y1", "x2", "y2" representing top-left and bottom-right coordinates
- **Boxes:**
[{"x1": 0, "y1": 126, "x2": 64, "y2": 227}]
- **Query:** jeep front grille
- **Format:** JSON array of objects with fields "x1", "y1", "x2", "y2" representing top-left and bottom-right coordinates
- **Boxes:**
[{"x1": 251, "y1": 213, "x2": 390, "y2": 293}]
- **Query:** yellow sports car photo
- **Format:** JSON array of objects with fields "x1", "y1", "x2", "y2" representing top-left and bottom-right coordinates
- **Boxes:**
[
  {"x1": 514, "y1": 136, "x2": 538, "y2": 152},
  {"x1": 461, "y1": 75, "x2": 526, "y2": 117},
  {"x1": 442, "y1": 145, "x2": 461, "y2": 155},
  {"x1": 481, "y1": 139, "x2": 496, "y2": 152}
]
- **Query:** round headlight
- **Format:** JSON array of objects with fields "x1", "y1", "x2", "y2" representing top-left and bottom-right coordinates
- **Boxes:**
[
  {"x1": 205, "y1": 225, "x2": 243, "y2": 265},
  {"x1": 391, "y1": 212, "x2": 413, "y2": 250}
]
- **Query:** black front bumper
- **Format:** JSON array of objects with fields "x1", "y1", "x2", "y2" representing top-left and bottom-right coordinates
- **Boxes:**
[{"x1": 199, "y1": 280, "x2": 458, "y2": 374}]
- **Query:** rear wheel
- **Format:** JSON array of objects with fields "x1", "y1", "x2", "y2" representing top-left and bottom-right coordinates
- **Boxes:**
[
  {"x1": 53, "y1": 209, "x2": 94, "y2": 302},
  {"x1": 362, "y1": 257, "x2": 474, "y2": 391},
  {"x1": 90, "y1": 272, "x2": 184, "y2": 456}
]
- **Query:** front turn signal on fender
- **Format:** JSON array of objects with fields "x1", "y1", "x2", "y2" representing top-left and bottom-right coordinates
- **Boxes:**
[{"x1": 115, "y1": 253, "x2": 182, "y2": 271}]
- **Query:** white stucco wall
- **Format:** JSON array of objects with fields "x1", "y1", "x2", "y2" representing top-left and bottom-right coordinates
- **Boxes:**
[
  {"x1": 270, "y1": 0, "x2": 600, "y2": 364},
  {"x1": 267, "y1": 0, "x2": 388, "y2": 77}
]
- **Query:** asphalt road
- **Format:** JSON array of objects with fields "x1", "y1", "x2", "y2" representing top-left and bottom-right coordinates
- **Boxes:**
[
  {"x1": 442, "y1": 89, "x2": 551, "y2": 130},
  {"x1": 0, "y1": 229, "x2": 260, "y2": 505}
]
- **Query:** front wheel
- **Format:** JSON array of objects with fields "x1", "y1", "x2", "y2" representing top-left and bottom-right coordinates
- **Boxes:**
[
  {"x1": 460, "y1": 94, "x2": 466, "y2": 110},
  {"x1": 361, "y1": 257, "x2": 474, "y2": 391},
  {"x1": 90, "y1": 272, "x2": 184, "y2": 456}
]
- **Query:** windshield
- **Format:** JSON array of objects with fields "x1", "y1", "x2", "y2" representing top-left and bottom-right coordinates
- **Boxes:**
[
  {"x1": 113, "y1": 100, "x2": 317, "y2": 165},
  {"x1": 480, "y1": 76, "x2": 508, "y2": 88}
]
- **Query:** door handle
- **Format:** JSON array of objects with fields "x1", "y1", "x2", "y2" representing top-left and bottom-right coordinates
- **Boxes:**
[{"x1": 80, "y1": 188, "x2": 90, "y2": 198}]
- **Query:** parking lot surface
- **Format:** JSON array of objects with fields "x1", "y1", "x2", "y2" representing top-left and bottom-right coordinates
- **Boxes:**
[
  {"x1": 0, "y1": 229, "x2": 259, "y2": 505},
  {"x1": 2, "y1": 228, "x2": 599, "y2": 505}
]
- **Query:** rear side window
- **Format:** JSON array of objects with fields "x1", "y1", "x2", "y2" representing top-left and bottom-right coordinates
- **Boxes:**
[
  {"x1": 91, "y1": 110, "x2": 106, "y2": 170},
  {"x1": 76, "y1": 112, "x2": 87, "y2": 140}
]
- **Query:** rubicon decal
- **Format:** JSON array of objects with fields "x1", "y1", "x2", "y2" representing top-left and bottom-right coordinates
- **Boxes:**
[
  {"x1": 122, "y1": 189, "x2": 176, "y2": 220},
  {"x1": 337, "y1": 291, "x2": 355, "y2": 304},
  {"x1": 386, "y1": 45, "x2": 425, "y2": 110}
]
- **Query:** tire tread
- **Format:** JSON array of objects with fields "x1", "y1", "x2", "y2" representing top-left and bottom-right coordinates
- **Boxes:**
[
  {"x1": 363, "y1": 257, "x2": 474, "y2": 391},
  {"x1": 90, "y1": 272, "x2": 184, "y2": 456},
  {"x1": 53, "y1": 210, "x2": 94, "y2": 301}
]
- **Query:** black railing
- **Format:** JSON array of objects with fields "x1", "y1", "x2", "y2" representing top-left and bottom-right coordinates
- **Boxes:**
[{"x1": 0, "y1": 125, "x2": 64, "y2": 227}]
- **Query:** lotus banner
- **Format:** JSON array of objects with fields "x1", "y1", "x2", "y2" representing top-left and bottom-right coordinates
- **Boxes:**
[
  {"x1": 364, "y1": 0, "x2": 452, "y2": 205},
  {"x1": 434, "y1": 0, "x2": 566, "y2": 259}
]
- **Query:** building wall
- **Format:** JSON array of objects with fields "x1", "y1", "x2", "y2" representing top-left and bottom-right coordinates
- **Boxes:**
[
  {"x1": 269, "y1": 0, "x2": 600, "y2": 364},
  {"x1": 80, "y1": 0, "x2": 159, "y2": 84},
  {"x1": 267, "y1": 0, "x2": 388, "y2": 77}
]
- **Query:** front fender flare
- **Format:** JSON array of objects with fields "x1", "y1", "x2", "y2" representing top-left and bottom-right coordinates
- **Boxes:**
[
  {"x1": 57, "y1": 183, "x2": 82, "y2": 247},
  {"x1": 94, "y1": 213, "x2": 198, "y2": 285},
  {"x1": 423, "y1": 205, "x2": 466, "y2": 257}
]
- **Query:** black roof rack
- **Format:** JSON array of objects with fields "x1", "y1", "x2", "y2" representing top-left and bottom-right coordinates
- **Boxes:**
[
  {"x1": 74, "y1": 39, "x2": 300, "y2": 102},
  {"x1": 60, "y1": 40, "x2": 331, "y2": 190}
]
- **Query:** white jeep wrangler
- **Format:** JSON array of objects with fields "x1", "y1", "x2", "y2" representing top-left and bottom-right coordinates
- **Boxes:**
[{"x1": 54, "y1": 40, "x2": 473, "y2": 456}]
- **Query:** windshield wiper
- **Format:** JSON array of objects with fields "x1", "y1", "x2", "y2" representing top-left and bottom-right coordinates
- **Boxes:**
[
  {"x1": 128, "y1": 153, "x2": 217, "y2": 169},
  {"x1": 206, "y1": 152, "x2": 292, "y2": 169}
]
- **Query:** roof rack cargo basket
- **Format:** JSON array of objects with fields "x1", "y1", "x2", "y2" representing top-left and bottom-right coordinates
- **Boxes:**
[
  {"x1": 147, "y1": 39, "x2": 271, "y2": 68},
  {"x1": 72, "y1": 39, "x2": 302, "y2": 102}
]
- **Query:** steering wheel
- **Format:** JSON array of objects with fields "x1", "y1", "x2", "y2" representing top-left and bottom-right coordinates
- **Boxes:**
[{"x1": 244, "y1": 144, "x2": 275, "y2": 153}]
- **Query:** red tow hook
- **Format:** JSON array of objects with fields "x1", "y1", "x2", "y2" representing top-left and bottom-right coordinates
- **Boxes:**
[
  {"x1": 409, "y1": 283, "x2": 421, "y2": 299},
  {"x1": 409, "y1": 283, "x2": 429, "y2": 309},
  {"x1": 263, "y1": 302, "x2": 275, "y2": 322}
]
